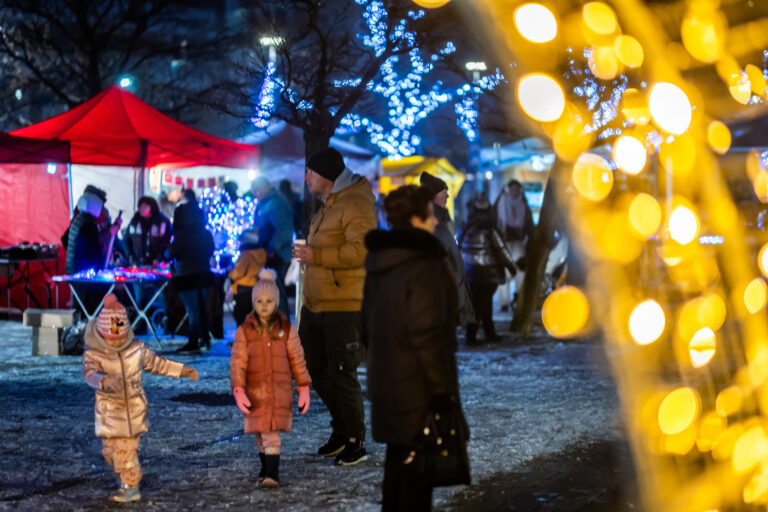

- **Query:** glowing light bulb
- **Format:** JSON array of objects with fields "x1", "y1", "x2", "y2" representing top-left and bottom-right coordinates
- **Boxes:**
[
  {"x1": 759, "y1": 243, "x2": 768, "y2": 279},
  {"x1": 649, "y1": 83, "x2": 692, "y2": 135},
  {"x1": 657, "y1": 387, "x2": 700, "y2": 435},
  {"x1": 572, "y1": 153, "x2": 613, "y2": 201},
  {"x1": 582, "y1": 2, "x2": 617, "y2": 35},
  {"x1": 689, "y1": 327, "x2": 716, "y2": 368},
  {"x1": 514, "y1": 4, "x2": 557, "y2": 43},
  {"x1": 744, "y1": 278, "x2": 767, "y2": 314},
  {"x1": 517, "y1": 73, "x2": 565, "y2": 122},
  {"x1": 629, "y1": 299, "x2": 665, "y2": 345},
  {"x1": 542, "y1": 286, "x2": 590, "y2": 338},
  {"x1": 613, "y1": 135, "x2": 646, "y2": 175},
  {"x1": 614, "y1": 35, "x2": 644, "y2": 68},
  {"x1": 412, "y1": 0, "x2": 450, "y2": 7},
  {"x1": 628, "y1": 193, "x2": 661, "y2": 239},
  {"x1": 669, "y1": 206, "x2": 699, "y2": 245}
]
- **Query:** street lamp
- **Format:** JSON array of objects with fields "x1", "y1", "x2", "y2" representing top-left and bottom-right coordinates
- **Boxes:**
[
  {"x1": 118, "y1": 75, "x2": 134, "y2": 89},
  {"x1": 465, "y1": 61, "x2": 487, "y2": 82},
  {"x1": 260, "y1": 36, "x2": 283, "y2": 62}
]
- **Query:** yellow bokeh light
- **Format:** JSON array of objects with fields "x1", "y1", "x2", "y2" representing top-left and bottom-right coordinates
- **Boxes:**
[
  {"x1": 733, "y1": 426, "x2": 767, "y2": 473},
  {"x1": 628, "y1": 193, "x2": 661, "y2": 239},
  {"x1": 669, "y1": 206, "x2": 699, "y2": 245},
  {"x1": 746, "y1": 64, "x2": 767, "y2": 97},
  {"x1": 753, "y1": 171, "x2": 768, "y2": 203},
  {"x1": 514, "y1": 3, "x2": 557, "y2": 43},
  {"x1": 659, "y1": 133, "x2": 696, "y2": 177},
  {"x1": 588, "y1": 45, "x2": 619, "y2": 80},
  {"x1": 649, "y1": 83, "x2": 693, "y2": 135},
  {"x1": 542, "y1": 286, "x2": 590, "y2": 338},
  {"x1": 517, "y1": 73, "x2": 565, "y2": 122},
  {"x1": 707, "y1": 121, "x2": 731, "y2": 155},
  {"x1": 582, "y1": 2, "x2": 617, "y2": 35},
  {"x1": 681, "y1": 9, "x2": 727, "y2": 63},
  {"x1": 699, "y1": 294, "x2": 727, "y2": 332},
  {"x1": 658, "y1": 387, "x2": 700, "y2": 435},
  {"x1": 629, "y1": 299, "x2": 665, "y2": 345},
  {"x1": 613, "y1": 135, "x2": 646, "y2": 175},
  {"x1": 759, "y1": 244, "x2": 768, "y2": 279},
  {"x1": 620, "y1": 88, "x2": 651, "y2": 125},
  {"x1": 411, "y1": 0, "x2": 450, "y2": 7},
  {"x1": 716, "y1": 386, "x2": 743, "y2": 417},
  {"x1": 729, "y1": 76, "x2": 752, "y2": 105},
  {"x1": 689, "y1": 327, "x2": 716, "y2": 368},
  {"x1": 697, "y1": 412, "x2": 726, "y2": 452},
  {"x1": 744, "y1": 278, "x2": 768, "y2": 314},
  {"x1": 614, "y1": 35, "x2": 644, "y2": 68},
  {"x1": 598, "y1": 213, "x2": 643, "y2": 263},
  {"x1": 572, "y1": 153, "x2": 613, "y2": 201},
  {"x1": 552, "y1": 104, "x2": 592, "y2": 161}
]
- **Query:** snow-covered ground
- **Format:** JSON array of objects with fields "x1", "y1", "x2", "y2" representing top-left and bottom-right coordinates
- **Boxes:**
[{"x1": 0, "y1": 317, "x2": 624, "y2": 511}]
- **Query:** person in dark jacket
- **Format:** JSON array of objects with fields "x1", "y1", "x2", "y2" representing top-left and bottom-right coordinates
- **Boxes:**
[
  {"x1": 363, "y1": 185, "x2": 469, "y2": 511},
  {"x1": 123, "y1": 196, "x2": 172, "y2": 266},
  {"x1": 459, "y1": 195, "x2": 519, "y2": 345},
  {"x1": 251, "y1": 177, "x2": 294, "y2": 316},
  {"x1": 278, "y1": 179, "x2": 303, "y2": 237},
  {"x1": 170, "y1": 190, "x2": 214, "y2": 354},
  {"x1": 419, "y1": 171, "x2": 475, "y2": 326}
]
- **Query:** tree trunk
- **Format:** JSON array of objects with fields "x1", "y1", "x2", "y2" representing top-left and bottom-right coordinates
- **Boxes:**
[
  {"x1": 300, "y1": 127, "x2": 333, "y2": 237},
  {"x1": 510, "y1": 158, "x2": 564, "y2": 334}
]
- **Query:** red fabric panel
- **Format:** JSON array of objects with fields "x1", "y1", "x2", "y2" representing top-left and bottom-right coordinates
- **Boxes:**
[
  {"x1": 0, "y1": 163, "x2": 71, "y2": 246},
  {"x1": 11, "y1": 86, "x2": 259, "y2": 169},
  {"x1": 0, "y1": 133, "x2": 69, "y2": 163}
]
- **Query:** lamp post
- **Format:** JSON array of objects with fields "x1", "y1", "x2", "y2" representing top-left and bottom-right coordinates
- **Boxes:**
[{"x1": 259, "y1": 36, "x2": 283, "y2": 63}]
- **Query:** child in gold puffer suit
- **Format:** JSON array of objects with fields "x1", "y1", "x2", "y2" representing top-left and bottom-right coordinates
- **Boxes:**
[{"x1": 83, "y1": 294, "x2": 198, "y2": 502}]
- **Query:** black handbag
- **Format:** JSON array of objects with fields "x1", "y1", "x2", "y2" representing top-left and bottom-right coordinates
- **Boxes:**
[{"x1": 404, "y1": 399, "x2": 471, "y2": 488}]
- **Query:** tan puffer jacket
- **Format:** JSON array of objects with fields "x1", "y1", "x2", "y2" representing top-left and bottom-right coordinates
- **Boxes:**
[
  {"x1": 230, "y1": 312, "x2": 311, "y2": 433},
  {"x1": 303, "y1": 170, "x2": 377, "y2": 312},
  {"x1": 82, "y1": 321, "x2": 184, "y2": 438}
]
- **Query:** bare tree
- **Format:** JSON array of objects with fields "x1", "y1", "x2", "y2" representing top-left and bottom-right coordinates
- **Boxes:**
[{"x1": 0, "y1": 0, "x2": 231, "y2": 128}]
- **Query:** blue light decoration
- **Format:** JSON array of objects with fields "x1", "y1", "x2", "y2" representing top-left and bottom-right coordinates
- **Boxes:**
[
  {"x1": 198, "y1": 187, "x2": 256, "y2": 264},
  {"x1": 46, "y1": 163, "x2": 56, "y2": 174},
  {"x1": 249, "y1": 0, "x2": 505, "y2": 158}
]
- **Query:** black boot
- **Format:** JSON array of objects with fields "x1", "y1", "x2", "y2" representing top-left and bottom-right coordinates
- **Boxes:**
[
  {"x1": 258, "y1": 452, "x2": 266, "y2": 482},
  {"x1": 176, "y1": 337, "x2": 201, "y2": 355},
  {"x1": 261, "y1": 454, "x2": 280, "y2": 488},
  {"x1": 466, "y1": 323, "x2": 481, "y2": 346},
  {"x1": 202, "y1": 335, "x2": 211, "y2": 351}
]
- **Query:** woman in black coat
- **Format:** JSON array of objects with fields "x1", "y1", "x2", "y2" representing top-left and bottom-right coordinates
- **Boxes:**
[
  {"x1": 170, "y1": 190, "x2": 214, "y2": 354},
  {"x1": 363, "y1": 185, "x2": 469, "y2": 511}
]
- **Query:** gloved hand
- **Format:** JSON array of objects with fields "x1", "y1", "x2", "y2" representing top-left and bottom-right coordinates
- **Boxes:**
[
  {"x1": 181, "y1": 366, "x2": 198, "y2": 382},
  {"x1": 233, "y1": 387, "x2": 252, "y2": 414},
  {"x1": 297, "y1": 385, "x2": 310, "y2": 414},
  {"x1": 100, "y1": 374, "x2": 122, "y2": 393}
]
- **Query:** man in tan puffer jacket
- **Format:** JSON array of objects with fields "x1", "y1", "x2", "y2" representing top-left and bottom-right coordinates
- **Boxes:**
[
  {"x1": 83, "y1": 294, "x2": 198, "y2": 503},
  {"x1": 293, "y1": 147, "x2": 376, "y2": 467}
]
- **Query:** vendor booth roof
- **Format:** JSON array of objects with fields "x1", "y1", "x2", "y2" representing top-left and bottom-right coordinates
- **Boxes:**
[
  {"x1": 10, "y1": 86, "x2": 259, "y2": 170},
  {"x1": 0, "y1": 132, "x2": 69, "y2": 163},
  {"x1": 381, "y1": 156, "x2": 463, "y2": 178}
]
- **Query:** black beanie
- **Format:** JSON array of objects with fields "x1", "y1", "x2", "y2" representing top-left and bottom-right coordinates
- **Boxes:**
[
  {"x1": 419, "y1": 172, "x2": 448, "y2": 199},
  {"x1": 84, "y1": 184, "x2": 107, "y2": 203},
  {"x1": 307, "y1": 148, "x2": 345, "y2": 182}
]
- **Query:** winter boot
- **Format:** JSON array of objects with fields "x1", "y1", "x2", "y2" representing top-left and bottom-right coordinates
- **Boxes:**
[
  {"x1": 317, "y1": 433, "x2": 346, "y2": 457},
  {"x1": 334, "y1": 439, "x2": 368, "y2": 466},
  {"x1": 258, "y1": 452, "x2": 266, "y2": 483},
  {"x1": 202, "y1": 334, "x2": 211, "y2": 351},
  {"x1": 261, "y1": 454, "x2": 280, "y2": 488},
  {"x1": 466, "y1": 323, "x2": 481, "y2": 346},
  {"x1": 176, "y1": 337, "x2": 201, "y2": 355},
  {"x1": 111, "y1": 484, "x2": 141, "y2": 503}
]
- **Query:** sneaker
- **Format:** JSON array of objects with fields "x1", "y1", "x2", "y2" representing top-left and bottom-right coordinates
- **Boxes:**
[
  {"x1": 318, "y1": 433, "x2": 346, "y2": 457},
  {"x1": 260, "y1": 477, "x2": 280, "y2": 489},
  {"x1": 111, "y1": 484, "x2": 141, "y2": 503},
  {"x1": 334, "y1": 440, "x2": 368, "y2": 466}
]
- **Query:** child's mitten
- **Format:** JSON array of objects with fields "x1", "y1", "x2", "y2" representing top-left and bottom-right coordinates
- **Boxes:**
[
  {"x1": 233, "y1": 387, "x2": 251, "y2": 414},
  {"x1": 297, "y1": 385, "x2": 310, "y2": 414},
  {"x1": 181, "y1": 366, "x2": 198, "y2": 382}
]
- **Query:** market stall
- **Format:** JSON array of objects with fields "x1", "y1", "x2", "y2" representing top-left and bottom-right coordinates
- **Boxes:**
[{"x1": 380, "y1": 156, "x2": 465, "y2": 215}]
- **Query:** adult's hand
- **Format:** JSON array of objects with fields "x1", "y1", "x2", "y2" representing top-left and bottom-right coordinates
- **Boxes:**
[
  {"x1": 293, "y1": 243, "x2": 313, "y2": 264},
  {"x1": 297, "y1": 385, "x2": 310, "y2": 414}
]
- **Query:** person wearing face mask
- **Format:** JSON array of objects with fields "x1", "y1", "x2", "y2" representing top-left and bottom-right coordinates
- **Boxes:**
[{"x1": 362, "y1": 185, "x2": 470, "y2": 511}]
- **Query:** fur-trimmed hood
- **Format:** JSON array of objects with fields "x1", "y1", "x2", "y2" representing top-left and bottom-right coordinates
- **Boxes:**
[
  {"x1": 364, "y1": 228, "x2": 446, "y2": 274},
  {"x1": 85, "y1": 319, "x2": 134, "y2": 352}
]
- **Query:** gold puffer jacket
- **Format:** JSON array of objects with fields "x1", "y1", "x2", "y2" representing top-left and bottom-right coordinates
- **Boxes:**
[
  {"x1": 82, "y1": 321, "x2": 184, "y2": 438},
  {"x1": 304, "y1": 169, "x2": 377, "y2": 312}
]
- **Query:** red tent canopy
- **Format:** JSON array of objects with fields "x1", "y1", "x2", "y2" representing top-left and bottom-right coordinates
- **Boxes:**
[
  {"x1": 11, "y1": 86, "x2": 259, "y2": 170},
  {"x1": 0, "y1": 132, "x2": 69, "y2": 163}
]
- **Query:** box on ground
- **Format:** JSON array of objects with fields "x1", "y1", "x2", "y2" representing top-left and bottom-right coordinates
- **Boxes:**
[
  {"x1": 23, "y1": 309, "x2": 74, "y2": 328},
  {"x1": 31, "y1": 327, "x2": 61, "y2": 356}
]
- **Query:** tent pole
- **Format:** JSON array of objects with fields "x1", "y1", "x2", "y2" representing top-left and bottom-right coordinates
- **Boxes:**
[{"x1": 137, "y1": 139, "x2": 148, "y2": 203}]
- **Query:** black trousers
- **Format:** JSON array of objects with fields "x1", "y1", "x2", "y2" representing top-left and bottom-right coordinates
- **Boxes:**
[
  {"x1": 267, "y1": 255, "x2": 290, "y2": 317},
  {"x1": 298, "y1": 307, "x2": 365, "y2": 440},
  {"x1": 382, "y1": 445, "x2": 433, "y2": 512},
  {"x1": 467, "y1": 280, "x2": 497, "y2": 337},
  {"x1": 232, "y1": 286, "x2": 253, "y2": 326}
]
